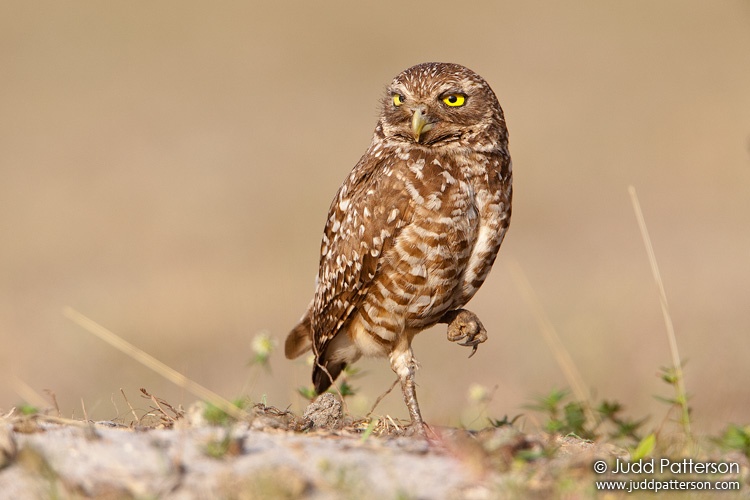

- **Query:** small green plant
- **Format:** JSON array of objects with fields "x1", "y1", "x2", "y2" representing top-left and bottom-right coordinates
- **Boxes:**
[
  {"x1": 527, "y1": 389, "x2": 591, "y2": 439},
  {"x1": 527, "y1": 389, "x2": 646, "y2": 443},
  {"x1": 630, "y1": 433, "x2": 656, "y2": 461},
  {"x1": 204, "y1": 433, "x2": 243, "y2": 459},
  {"x1": 18, "y1": 404, "x2": 39, "y2": 416},
  {"x1": 204, "y1": 434, "x2": 231, "y2": 458},
  {"x1": 337, "y1": 380, "x2": 357, "y2": 398},
  {"x1": 596, "y1": 400, "x2": 647, "y2": 441},
  {"x1": 336, "y1": 366, "x2": 363, "y2": 398},
  {"x1": 203, "y1": 398, "x2": 250, "y2": 426},
  {"x1": 297, "y1": 365, "x2": 363, "y2": 402},
  {"x1": 360, "y1": 418, "x2": 378, "y2": 442},
  {"x1": 488, "y1": 414, "x2": 522, "y2": 428},
  {"x1": 249, "y1": 331, "x2": 276, "y2": 370},
  {"x1": 297, "y1": 386, "x2": 317, "y2": 400},
  {"x1": 655, "y1": 364, "x2": 692, "y2": 432},
  {"x1": 715, "y1": 424, "x2": 750, "y2": 459}
]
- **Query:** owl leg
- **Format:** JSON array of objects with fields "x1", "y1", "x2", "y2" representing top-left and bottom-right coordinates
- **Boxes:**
[
  {"x1": 389, "y1": 347, "x2": 426, "y2": 436},
  {"x1": 439, "y1": 309, "x2": 488, "y2": 358}
]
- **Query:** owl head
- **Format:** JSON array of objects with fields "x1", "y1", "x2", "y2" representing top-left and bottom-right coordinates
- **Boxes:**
[{"x1": 379, "y1": 62, "x2": 507, "y2": 150}]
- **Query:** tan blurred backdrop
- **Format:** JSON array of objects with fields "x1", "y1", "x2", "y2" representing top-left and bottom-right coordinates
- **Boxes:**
[{"x1": 1, "y1": 1, "x2": 749, "y2": 433}]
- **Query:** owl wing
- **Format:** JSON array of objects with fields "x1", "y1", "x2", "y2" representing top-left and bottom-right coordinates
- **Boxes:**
[{"x1": 312, "y1": 153, "x2": 412, "y2": 362}]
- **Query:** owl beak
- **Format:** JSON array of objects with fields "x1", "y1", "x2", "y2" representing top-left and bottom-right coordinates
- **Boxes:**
[{"x1": 411, "y1": 108, "x2": 433, "y2": 143}]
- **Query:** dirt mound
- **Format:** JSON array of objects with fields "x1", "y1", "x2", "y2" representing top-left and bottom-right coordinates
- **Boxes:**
[{"x1": 0, "y1": 400, "x2": 631, "y2": 499}]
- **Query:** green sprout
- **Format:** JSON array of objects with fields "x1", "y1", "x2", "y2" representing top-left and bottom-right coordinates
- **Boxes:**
[{"x1": 249, "y1": 331, "x2": 276, "y2": 370}]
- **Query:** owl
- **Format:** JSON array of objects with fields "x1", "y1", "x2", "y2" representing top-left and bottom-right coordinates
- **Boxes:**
[{"x1": 286, "y1": 62, "x2": 512, "y2": 434}]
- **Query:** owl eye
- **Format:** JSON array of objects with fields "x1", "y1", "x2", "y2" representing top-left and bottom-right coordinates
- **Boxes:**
[
  {"x1": 442, "y1": 94, "x2": 466, "y2": 107},
  {"x1": 392, "y1": 93, "x2": 405, "y2": 107}
]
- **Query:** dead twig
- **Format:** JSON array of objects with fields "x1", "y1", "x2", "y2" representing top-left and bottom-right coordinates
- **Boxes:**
[
  {"x1": 121, "y1": 389, "x2": 140, "y2": 424},
  {"x1": 366, "y1": 377, "x2": 400, "y2": 418},
  {"x1": 44, "y1": 390, "x2": 61, "y2": 417},
  {"x1": 140, "y1": 388, "x2": 184, "y2": 426}
]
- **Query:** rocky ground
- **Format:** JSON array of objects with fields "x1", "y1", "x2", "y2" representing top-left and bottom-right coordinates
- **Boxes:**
[{"x1": 0, "y1": 395, "x2": 746, "y2": 499}]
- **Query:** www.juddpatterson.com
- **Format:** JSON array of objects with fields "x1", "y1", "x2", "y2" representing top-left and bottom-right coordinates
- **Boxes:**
[
  {"x1": 595, "y1": 478, "x2": 741, "y2": 493},
  {"x1": 592, "y1": 459, "x2": 742, "y2": 493}
]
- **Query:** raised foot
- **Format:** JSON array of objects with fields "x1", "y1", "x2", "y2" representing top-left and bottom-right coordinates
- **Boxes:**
[{"x1": 440, "y1": 309, "x2": 488, "y2": 358}]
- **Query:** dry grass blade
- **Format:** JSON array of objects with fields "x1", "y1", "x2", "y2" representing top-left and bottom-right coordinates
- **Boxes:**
[
  {"x1": 628, "y1": 186, "x2": 692, "y2": 440},
  {"x1": 386, "y1": 415, "x2": 402, "y2": 433},
  {"x1": 80, "y1": 398, "x2": 89, "y2": 422},
  {"x1": 11, "y1": 377, "x2": 49, "y2": 410},
  {"x1": 44, "y1": 390, "x2": 61, "y2": 417},
  {"x1": 120, "y1": 389, "x2": 140, "y2": 423},
  {"x1": 140, "y1": 388, "x2": 185, "y2": 425},
  {"x1": 36, "y1": 415, "x2": 93, "y2": 428},
  {"x1": 366, "y1": 377, "x2": 399, "y2": 418},
  {"x1": 63, "y1": 307, "x2": 249, "y2": 421},
  {"x1": 507, "y1": 259, "x2": 599, "y2": 427}
]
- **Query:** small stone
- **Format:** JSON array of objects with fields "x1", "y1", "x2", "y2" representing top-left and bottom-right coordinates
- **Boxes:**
[{"x1": 302, "y1": 393, "x2": 343, "y2": 430}]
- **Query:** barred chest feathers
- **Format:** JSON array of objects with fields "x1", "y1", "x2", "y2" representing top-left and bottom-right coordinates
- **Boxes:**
[{"x1": 338, "y1": 144, "x2": 510, "y2": 355}]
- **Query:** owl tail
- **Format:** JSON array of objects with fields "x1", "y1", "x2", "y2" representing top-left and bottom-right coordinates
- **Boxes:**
[
  {"x1": 313, "y1": 357, "x2": 345, "y2": 395},
  {"x1": 285, "y1": 305, "x2": 313, "y2": 359}
]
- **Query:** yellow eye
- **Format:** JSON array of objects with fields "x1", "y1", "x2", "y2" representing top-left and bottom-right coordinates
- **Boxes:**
[
  {"x1": 442, "y1": 94, "x2": 466, "y2": 107},
  {"x1": 393, "y1": 93, "x2": 405, "y2": 107}
]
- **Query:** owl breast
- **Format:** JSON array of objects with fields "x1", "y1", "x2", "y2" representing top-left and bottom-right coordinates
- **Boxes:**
[{"x1": 347, "y1": 145, "x2": 511, "y2": 355}]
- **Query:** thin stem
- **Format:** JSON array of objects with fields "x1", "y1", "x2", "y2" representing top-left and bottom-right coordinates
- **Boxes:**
[{"x1": 628, "y1": 186, "x2": 692, "y2": 443}]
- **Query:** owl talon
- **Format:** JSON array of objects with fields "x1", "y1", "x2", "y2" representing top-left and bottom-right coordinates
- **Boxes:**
[
  {"x1": 460, "y1": 339, "x2": 482, "y2": 358},
  {"x1": 441, "y1": 309, "x2": 488, "y2": 355},
  {"x1": 459, "y1": 337, "x2": 482, "y2": 347},
  {"x1": 402, "y1": 421, "x2": 428, "y2": 438}
]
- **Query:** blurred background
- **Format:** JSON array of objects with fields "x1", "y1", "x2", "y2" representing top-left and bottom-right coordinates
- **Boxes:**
[{"x1": 1, "y1": 1, "x2": 748, "y2": 434}]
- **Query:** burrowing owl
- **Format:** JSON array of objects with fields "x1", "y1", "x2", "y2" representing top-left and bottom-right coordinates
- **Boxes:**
[{"x1": 286, "y1": 62, "x2": 512, "y2": 433}]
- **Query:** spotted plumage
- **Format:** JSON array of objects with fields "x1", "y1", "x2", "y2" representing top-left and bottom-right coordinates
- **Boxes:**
[{"x1": 286, "y1": 62, "x2": 512, "y2": 433}]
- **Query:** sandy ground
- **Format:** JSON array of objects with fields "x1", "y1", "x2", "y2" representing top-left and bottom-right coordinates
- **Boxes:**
[{"x1": 1, "y1": 397, "x2": 747, "y2": 499}]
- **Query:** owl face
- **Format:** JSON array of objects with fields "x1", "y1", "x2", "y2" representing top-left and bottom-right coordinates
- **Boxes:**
[{"x1": 379, "y1": 62, "x2": 503, "y2": 148}]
